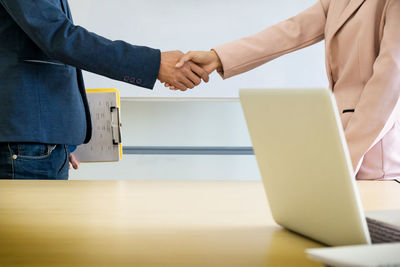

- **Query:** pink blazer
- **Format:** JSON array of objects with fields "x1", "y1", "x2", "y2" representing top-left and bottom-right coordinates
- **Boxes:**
[{"x1": 214, "y1": 0, "x2": 400, "y2": 180}]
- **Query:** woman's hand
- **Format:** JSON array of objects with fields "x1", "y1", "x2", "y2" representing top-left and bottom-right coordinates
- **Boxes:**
[{"x1": 176, "y1": 50, "x2": 222, "y2": 73}]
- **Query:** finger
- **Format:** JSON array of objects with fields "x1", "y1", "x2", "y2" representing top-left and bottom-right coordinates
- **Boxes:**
[
  {"x1": 176, "y1": 53, "x2": 193, "y2": 68},
  {"x1": 183, "y1": 66, "x2": 201, "y2": 86},
  {"x1": 169, "y1": 86, "x2": 176, "y2": 90},
  {"x1": 73, "y1": 162, "x2": 79, "y2": 170},
  {"x1": 189, "y1": 62, "x2": 209, "y2": 83},
  {"x1": 174, "y1": 82, "x2": 188, "y2": 91},
  {"x1": 73, "y1": 161, "x2": 79, "y2": 169},
  {"x1": 178, "y1": 74, "x2": 195, "y2": 89},
  {"x1": 69, "y1": 162, "x2": 72, "y2": 169},
  {"x1": 169, "y1": 79, "x2": 188, "y2": 91},
  {"x1": 69, "y1": 154, "x2": 80, "y2": 170}
]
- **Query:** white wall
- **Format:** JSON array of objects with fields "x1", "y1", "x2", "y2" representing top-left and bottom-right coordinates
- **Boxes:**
[{"x1": 118, "y1": 99, "x2": 251, "y2": 147}]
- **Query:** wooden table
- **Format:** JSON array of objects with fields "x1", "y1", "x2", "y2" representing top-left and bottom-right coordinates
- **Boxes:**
[{"x1": 0, "y1": 180, "x2": 399, "y2": 267}]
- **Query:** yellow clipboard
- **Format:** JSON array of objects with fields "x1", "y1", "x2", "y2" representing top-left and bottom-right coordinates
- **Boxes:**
[{"x1": 74, "y1": 88, "x2": 122, "y2": 163}]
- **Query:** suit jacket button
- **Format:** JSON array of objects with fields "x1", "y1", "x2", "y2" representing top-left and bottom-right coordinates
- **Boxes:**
[
  {"x1": 130, "y1": 77, "x2": 136, "y2": 84},
  {"x1": 124, "y1": 76, "x2": 130, "y2": 82},
  {"x1": 136, "y1": 79, "x2": 142, "y2": 85}
]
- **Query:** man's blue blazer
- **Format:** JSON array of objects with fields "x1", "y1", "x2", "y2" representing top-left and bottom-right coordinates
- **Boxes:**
[{"x1": 0, "y1": 0, "x2": 161, "y2": 145}]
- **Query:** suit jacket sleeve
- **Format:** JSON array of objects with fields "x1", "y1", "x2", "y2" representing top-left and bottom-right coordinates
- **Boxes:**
[
  {"x1": 213, "y1": 0, "x2": 329, "y2": 79},
  {"x1": 0, "y1": 0, "x2": 161, "y2": 89},
  {"x1": 344, "y1": 0, "x2": 400, "y2": 173}
]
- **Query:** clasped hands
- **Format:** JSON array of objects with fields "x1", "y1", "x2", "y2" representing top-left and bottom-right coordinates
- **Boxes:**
[{"x1": 158, "y1": 50, "x2": 222, "y2": 91}]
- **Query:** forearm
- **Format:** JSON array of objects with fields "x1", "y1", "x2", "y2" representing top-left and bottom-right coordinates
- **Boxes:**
[
  {"x1": 49, "y1": 25, "x2": 161, "y2": 89},
  {"x1": 213, "y1": 0, "x2": 328, "y2": 79},
  {"x1": 0, "y1": 0, "x2": 161, "y2": 89}
]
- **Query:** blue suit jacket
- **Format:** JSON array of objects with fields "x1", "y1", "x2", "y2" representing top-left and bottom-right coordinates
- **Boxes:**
[{"x1": 0, "y1": 0, "x2": 161, "y2": 145}]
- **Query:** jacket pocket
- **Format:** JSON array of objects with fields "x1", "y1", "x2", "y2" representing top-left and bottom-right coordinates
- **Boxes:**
[
  {"x1": 23, "y1": 59, "x2": 67, "y2": 67},
  {"x1": 341, "y1": 109, "x2": 354, "y2": 129}
]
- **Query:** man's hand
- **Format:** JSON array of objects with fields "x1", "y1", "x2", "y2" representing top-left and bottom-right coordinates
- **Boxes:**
[
  {"x1": 158, "y1": 51, "x2": 209, "y2": 91},
  {"x1": 166, "y1": 50, "x2": 222, "y2": 90},
  {"x1": 69, "y1": 153, "x2": 80, "y2": 170}
]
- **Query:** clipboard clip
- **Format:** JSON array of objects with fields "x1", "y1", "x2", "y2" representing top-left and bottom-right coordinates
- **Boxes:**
[{"x1": 110, "y1": 106, "x2": 122, "y2": 145}]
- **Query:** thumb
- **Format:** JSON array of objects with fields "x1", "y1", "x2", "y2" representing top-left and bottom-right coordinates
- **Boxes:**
[
  {"x1": 176, "y1": 53, "x2": 194, "y2": 68},
  {"x1": 69, "y1": 153, "x2": 80, "y2": 170}
]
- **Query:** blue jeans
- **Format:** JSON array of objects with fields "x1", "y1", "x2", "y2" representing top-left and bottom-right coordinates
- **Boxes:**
[{"x1": 0, "y1": 143, "x2": 70, "y2": 180}]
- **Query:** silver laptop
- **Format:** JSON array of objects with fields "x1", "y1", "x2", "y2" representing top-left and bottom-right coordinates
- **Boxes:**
[{"x1": 239, "y1": 88, "x2": 400, "y2": 246}]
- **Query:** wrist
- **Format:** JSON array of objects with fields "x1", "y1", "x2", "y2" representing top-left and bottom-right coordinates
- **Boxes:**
[
  {"x1": 210, "y1": 50, "x2": 222, "y2": 72},
  {"x1": 158, "y1": 52, "x2": 168, "y2": 81}
]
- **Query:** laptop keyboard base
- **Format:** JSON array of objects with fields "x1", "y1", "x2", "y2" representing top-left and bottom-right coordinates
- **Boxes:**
[{"x1": 367, "y1": 217, "x2": 400, "y2": 243}]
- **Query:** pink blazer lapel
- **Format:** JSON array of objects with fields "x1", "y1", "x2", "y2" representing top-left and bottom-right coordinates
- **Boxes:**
[{"x1": 327, "y1": 0, "x2": 366, "y2": 39}]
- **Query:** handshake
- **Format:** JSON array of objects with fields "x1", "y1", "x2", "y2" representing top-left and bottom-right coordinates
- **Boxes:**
[{"x1": 158, "y1": 50, "x2": 222, "y2": 91}]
